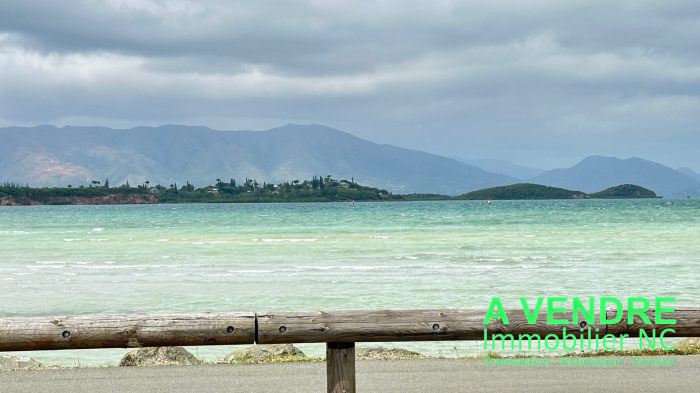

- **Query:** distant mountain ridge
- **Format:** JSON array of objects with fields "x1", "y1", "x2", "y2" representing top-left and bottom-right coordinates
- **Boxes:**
[
  {"x1": 0, "y1": 124, "x2": 516, "y2": 195},
  {"x1": 531, "y1": 156, "x2": 700, "y2": 197},
  {"x1": 676, "y1": 167, "x2": 700, "y2": 183},
  {"x1": 3, "y1": 125, "x2": 699, "y2": 197}
]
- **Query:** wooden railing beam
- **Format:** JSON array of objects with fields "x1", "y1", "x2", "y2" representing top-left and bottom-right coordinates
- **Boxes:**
[
  {"x1": 256, "y1": 309, "x2": 612, "y2": 344},
  {"x1": 0, "y1": 308, "x2": 698, "y2": 352},
  {"x1": 0, "y1": 313, "x2": 255, "y2": 351}
]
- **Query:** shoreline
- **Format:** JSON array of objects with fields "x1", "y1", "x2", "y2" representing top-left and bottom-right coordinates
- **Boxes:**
[
  {"x1": 1, "y1": 181, "x2": 663, "y2": 206},
  {"x1": 0, "y1": 196, "x2": 670, "y2": 207}
]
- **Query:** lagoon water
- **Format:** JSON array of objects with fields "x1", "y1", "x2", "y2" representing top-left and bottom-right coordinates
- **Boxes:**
[{"x1": 1, "y1": 200, "x2": 699, "y2": 365}]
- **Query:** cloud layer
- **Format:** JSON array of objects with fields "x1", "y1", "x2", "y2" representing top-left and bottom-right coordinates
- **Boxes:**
[{"x1": 1, "y1": 0, "x2": 699, "y2": 168}]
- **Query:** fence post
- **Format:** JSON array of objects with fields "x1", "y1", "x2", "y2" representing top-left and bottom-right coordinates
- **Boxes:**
[{"x1": 327, "y1": 342, "x2": 355, "y2": 393}]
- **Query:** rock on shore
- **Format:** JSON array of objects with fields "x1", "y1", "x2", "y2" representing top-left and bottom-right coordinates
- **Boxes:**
[
  {"x1": 224, "y1": 344, "x2": 306, "y2": 363},
  {"x1": 119, "y1": 347, "x2": 201, "y2": 367},
  {"x1": 678, "y1": 338, "x2": 700, "y2": 349},
  {"x1": 0, "y1": 355, "x2": 43, "y2": 371},
  {"x1": 356, "y1": 347, "x2": 425, "y2": 360}
]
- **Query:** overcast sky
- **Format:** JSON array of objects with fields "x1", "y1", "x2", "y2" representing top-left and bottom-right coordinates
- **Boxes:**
[{"x1": 1, "y1": 0, "x2": 699, "y2": 169}]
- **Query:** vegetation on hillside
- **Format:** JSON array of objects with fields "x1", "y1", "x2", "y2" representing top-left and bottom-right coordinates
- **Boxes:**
[
  {"x1": 588, "y1": 184, "x2": 658, "y2": 199},
  {"x1": 156, "y1": 176, "x2": 400, "y2": 203},
  {"x1": 458, "y1": 183, "x2": 589, "y2": 200},
  {"x1": 0, "y1": 178, "x2": 660, "y2": 205},
  {"x1": 458, "y1": 183, "x2": 658, "y2": 200},
  {"x1": 1, "y1": 176, "x2": 432, "y2": 205},
  {"x1": 0, "y1": 181, "x2": 150, "y2": 204}
]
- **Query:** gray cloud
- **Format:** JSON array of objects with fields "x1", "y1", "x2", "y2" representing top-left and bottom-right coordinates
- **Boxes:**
[{"x1": 1, "y1": 0, "x2": 699, "y2": 169}]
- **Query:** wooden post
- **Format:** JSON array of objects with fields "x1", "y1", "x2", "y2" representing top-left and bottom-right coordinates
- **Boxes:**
[{"x1": 327, "y1": 342, "x2": 355, "y2": 393}]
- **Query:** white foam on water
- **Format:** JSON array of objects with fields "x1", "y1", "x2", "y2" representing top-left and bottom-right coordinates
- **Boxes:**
[
  {"x1": 473, "y1": 264, "x2": 499, "y2": 270},
  {"x1": 226, "y1": 269, "x2": 273, "y2": 274},
  {"x1": 74, "y1": 263, "x2": 181, "y2": 270},
  {"x1": 1, "y1": 230, "x2": 34, "y2": 235},
  {"x1": 200, "y1": 273, "x2": 236, "y2": 277},
  {"x1": 63, "y1": 238, "x2": 81, "y2": 242},
  {"x1": 293, "y1": 265, "x2": 396, "y2": 271},
  {"x1": 341, "y1": 265, "x2": 395, "y2": 270},
  {"x1": 262, "y1": 238, "x2": 318, "y2": 242},
  {"x1": 92, "y1": 228, "x2": 105, "y2": 232},
  {"x1": 27, "y1": 264, "x2": 63, "y2": 269}
]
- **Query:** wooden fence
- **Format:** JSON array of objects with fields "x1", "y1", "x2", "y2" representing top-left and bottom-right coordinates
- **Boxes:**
[{"x1": 2, "y1": 308, "x2": 699, "y2": 393}]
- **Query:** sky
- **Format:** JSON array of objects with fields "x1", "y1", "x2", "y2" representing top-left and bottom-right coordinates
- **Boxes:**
[{"x1": 1, "y1": 0, "x2": 699, "y2": 170}]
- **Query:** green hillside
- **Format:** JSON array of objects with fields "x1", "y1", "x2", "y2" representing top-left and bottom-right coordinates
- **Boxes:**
[
  {"x1": 458, "y1": 183, "x2": 589, "y2": 200},
  {"x1": 1, "y1": 179, "x2": 659, "y2": 206},
  {"x1": 458, "y1": 183, "x2": 658, "y2": 200},
  {"x1": 1, "y1": 176, "x2": 420, "y2": 205},
  {"x1": 588, "y1": 184, "x2": 658, "y2": 199}
]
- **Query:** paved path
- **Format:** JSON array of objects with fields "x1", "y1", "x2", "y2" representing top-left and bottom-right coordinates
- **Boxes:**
[{"x1": 1, "y1": 356, "x2": 698, "y2": 392}]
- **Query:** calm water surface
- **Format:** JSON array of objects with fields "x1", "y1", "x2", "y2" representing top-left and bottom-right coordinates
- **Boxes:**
[{"x1": 1, "y1": 200, "x2": 698, "y2": 364}]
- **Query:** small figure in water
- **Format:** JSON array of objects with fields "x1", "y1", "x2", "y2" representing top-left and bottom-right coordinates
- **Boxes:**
[
  {"x1": 352, "y1": 200, "x2": 356, "y2": 206},
  {"x1": 487, "y1": 200, "x2": 492, "y2": 205}
]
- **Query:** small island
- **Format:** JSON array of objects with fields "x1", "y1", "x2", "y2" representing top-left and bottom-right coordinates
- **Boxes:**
[
  {"x1": 588, "y1": 184, "x2": 658, "y2": 199},
  {"x1": 458, "y1": 183, "x2": 658, "y2": 200},
  {"x1": 0, "y1": 178, "x2": 658, "y2": 206}
]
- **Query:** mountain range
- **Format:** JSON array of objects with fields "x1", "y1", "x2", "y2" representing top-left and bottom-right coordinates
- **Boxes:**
[
  {"x1": 2, "y1": 124, "x2": 699, "y2": 197},
  {"x1": 0, "y1": 124, "x2": 515, "y2": 195},
  {"x1": 676, "y1": 167, "x2": 700, "y2": 183},
  {"x1": 531, "y1": 156, "x2": 700, "y2": 197}
]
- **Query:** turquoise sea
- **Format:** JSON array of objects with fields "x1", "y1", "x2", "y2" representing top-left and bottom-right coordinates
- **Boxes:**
[{"x1": 1, "y1": 200, "x2": 699, "y2": 365}]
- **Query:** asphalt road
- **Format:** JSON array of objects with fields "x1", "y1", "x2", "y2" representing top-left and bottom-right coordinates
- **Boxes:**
[{"x1": 1, "y1": 356, "x2": 698, "y2": 392}]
